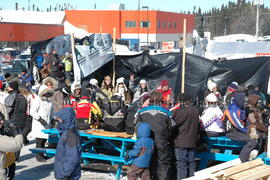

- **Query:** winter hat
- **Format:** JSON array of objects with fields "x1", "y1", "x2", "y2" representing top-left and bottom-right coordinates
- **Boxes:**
[
  {"x1": 248, "y1": 94, "x2": 260, "y2": 107},
  {"x1": 71, "y1": 83, "x2": 81, "y2": 93},
  {"x1": 65, "y1": 52, "x2": 70, "y2": 56},
  {"x1": 8, "y1": 81, "x2": 19, "y2": 91},
  {"x1": 90, "y1": 78, "x2": 99, "y2": 87},
  {"x1": 207, "y1": 79, "x2": 217, "y2": 91},
  {"x1": 232, "y1": 81, "x2": 239, "y2": 87},
  {"x1": 116, "y1": 77, "x2": 125, "y2": 85},
  {"x1": 140, "y1": 79, "x2": 147, "y2": 85},
  {"x1": 227, "y1": 83, "x2": 238, "y2": 93},
  {"x1": 206, "y1": 93, "x2": 218, "y2": 103},
  {"x1": 160, "y1": 80, "x2": 169, "y2": 87},
  {"x1": 233, "y1": 93, "x2": 245, "y2": 108}
]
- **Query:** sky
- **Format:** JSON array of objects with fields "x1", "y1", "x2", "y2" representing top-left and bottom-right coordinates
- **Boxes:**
[{"x1": 0, "y1": 0, "x2": 268, "y2": 12}]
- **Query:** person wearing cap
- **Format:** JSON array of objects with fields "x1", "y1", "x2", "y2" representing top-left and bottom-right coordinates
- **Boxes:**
[
  {"x1": 173, "y1": 93, "x2": 199, "y2": 179},
  {"x1": 115, "y1": 77, "x2": 132, "y2": 105},
  {"x1": 87, "y1": 78, "x2": 107, "y2": 103},
  {"x1": 30, "y1": 85, "x2": 54, "y2": 162},
  {"x1": 200, "y1": 93, "x2": 225, "y2": 137},
  {"x1": 69, "y1": 84, "x2": 82, "y2": 107},
  {"x1": 130, "y1": 78, "x2": 151, "y2": 103},
  {"x1": 101, "y1": 76, "x2": 114, "y2": 99},
  {"x1": 54, "y1": 107, "x2": 81, "y2": 180},
  {"x1": 223, "y1": 93, "x2": 260, "y2": 162},
  {"x1": 62, "y1": 52, "x2": 73, "y2": 83},
  {"x1": 4, "y1": 81, "x2": 28, "y2": 137},
  {"x1": 19, "y1": 68, "x2": 33, "y2": 90},
  {"x1": 156, "y1": 80, "x2": 174, "y2": 108},
  {"x1": 75, "y1": 89, "x2": 102, "y2": 130},
  {"x1": 223, "y1": 82, "x2": 239, "y2": 109}
]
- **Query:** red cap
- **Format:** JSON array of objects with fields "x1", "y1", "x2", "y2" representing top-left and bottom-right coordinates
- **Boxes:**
[{"x1": 160, "y1": 80, "x2": 169, "y2": 87}]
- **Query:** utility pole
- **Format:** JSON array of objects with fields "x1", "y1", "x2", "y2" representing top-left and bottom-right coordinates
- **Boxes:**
[
  {"x1": 254, "y1": 0, "x2": 264, "y2": 39},
  {"x1": 28, "y1": 0, "x2": 30, "y2": 11},
  {"x1": 137, "y1": 0, "x2": 140, "y2": 51}
]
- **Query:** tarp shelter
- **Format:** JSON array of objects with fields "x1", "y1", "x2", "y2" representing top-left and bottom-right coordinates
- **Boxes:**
[{"x1": 91, "y1": 52, "x2": 270, "y2": 100}]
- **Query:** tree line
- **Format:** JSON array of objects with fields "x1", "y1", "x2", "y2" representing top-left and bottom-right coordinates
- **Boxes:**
[{"x1": 194, "y1": 0, "x2": 270, "y2": 38}]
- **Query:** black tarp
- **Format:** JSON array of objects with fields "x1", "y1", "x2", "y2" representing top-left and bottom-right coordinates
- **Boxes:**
[{"x1": 90, "y1": 52, "x2": 270, "y2": 100}]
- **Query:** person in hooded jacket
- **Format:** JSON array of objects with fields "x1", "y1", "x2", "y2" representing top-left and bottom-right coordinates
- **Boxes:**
[
  {"x1": 54, "y1": 107, "x2": 81, "y2": 180},
  {"x1": 114, "y1": 77, "x2": 132, "y2": 105},
  {"x1": 129, "y1": 75, "x2": 151, "y2": 103},
  {"x1": 103, "y1": 93, "x2": 127, "y2": 132},
  {"x1": 223, "y1": 93, "x2": 261, "y2": 162},
  {"x1": 127, "y1": 123, "x2": 154, "y2": 180},
  {"x1": 30, "y1": 85, "x2": 54, "y2": 162}
]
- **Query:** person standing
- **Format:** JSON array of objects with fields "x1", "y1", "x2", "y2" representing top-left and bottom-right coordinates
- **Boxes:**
[
  {"x1": 30, "y1": 85, "x2": 54, "y2": 162},
  {"x1": 136, "y1": 91, "x2": 173, "y2": 180},
  {"x1": 54, "y1": 108, "x2": 81, "y2": 180},
  {"x1": 173, "y1": 93, "x2": 199, "y2": 179},
  {"x1": 156, "y1": 80, "x2": 174, "y2": 108}
]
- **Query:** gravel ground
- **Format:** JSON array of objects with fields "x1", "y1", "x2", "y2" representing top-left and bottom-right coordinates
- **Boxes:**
[{"x1": 14, "y1": 142, "x2": 128, "y2": 180}]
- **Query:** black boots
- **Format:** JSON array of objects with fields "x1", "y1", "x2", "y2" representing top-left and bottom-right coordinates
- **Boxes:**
[{"x1": 35, "y1": 153, "x2": 47, "y2": 162}]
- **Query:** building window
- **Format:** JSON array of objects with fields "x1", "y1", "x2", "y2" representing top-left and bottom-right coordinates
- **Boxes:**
[
  {"x1": 125, "y1": 21, "x2": 136, "y2": 28},
  {"x1": 168, "y1": 22, "x2": 171, "y2": 28},
  {"x1": 140, "y1": 21, "x2": 151, "y2": 28},
  {"x1": 174, "y1": 22, "x2": 177, "y2": 28},
  {"x1": 157, "y1": 21, "x2": 160, "y2": 28},
  {"x1": 162, "y1": 22, "x2": 166, "y2": 28}
]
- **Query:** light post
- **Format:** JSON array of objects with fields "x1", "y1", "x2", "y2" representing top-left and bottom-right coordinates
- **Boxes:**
[
  {"x1": 254, "y1": 0, "x2": 264, "y2": 39},
  {"x1": 142, "y1": 6, "x2": 149, "y2": 48}
]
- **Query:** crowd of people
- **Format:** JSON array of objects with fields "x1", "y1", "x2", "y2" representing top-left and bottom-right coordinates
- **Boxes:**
[{"x1": 0, "y1": 49, "x2": 269, "y2": 180}]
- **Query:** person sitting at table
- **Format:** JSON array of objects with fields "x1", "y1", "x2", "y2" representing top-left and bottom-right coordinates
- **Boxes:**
[
  {"x1": 200, "y1": 93, "x2": 225, "y2": 137},
  {"x1": 103, "y1": 93, "x2": 127, "y2": 132},
  {"x1": 75, "y1": 89, "x2": 102, "y2": 130},
  {"x1": 54, "y1": 107, "x2": 82, "y2": 180},
  {"x1": 127, "y1": 123, "x2": 154, "y2": 180}
]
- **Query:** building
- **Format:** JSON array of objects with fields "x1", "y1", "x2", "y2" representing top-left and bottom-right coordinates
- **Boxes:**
[
  {"x1": 65, "y1": 10, "x2": 195, "y2": 49},
  {"x1": 0, "y1": 10, "x2": 64, "y2": 48},
  {"x1": 0, "y1": 10, "x2": 194, "y2": 50}
]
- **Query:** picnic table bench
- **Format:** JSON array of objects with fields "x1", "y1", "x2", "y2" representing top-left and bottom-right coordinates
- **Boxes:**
[
  {"x1": 30, "y1": 128, "x2": 136, "y2": 180},
  {"x1": 195, "y1": 136, "x2": 245, "y2": 170}
]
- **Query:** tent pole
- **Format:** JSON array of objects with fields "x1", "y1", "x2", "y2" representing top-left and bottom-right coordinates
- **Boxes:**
[
  {"x1": 268, "y1": 118, "x2": 270, "y2": 157},
  {"x1": 112, "y1": 27, "x2": 116, "y2": 88},
  {"x1": 181, "y1": 19, "x2": 187, "y2": 94},
  {"x1": 70, "y1": 33, "x2": 81, "y2": 84}
]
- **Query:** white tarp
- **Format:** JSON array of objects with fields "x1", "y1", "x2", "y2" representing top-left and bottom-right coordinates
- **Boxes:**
[
  {"x1": 75, "y1": 34, "x2": 114, "y2": 77},
  {"x1": 64, "y1": 21, "x2": 91, "y2": 39}
]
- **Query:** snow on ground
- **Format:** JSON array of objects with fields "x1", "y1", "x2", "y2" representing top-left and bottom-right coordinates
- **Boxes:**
[{"x1": 14, "y1": 142, "x2": 128, "y2": 180}]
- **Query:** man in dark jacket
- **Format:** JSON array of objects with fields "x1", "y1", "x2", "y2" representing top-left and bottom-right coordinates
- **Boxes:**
[
  {"x1": 173, "y1": 93, "x2": 199, "y2": 180},
  {"x1": 4, "y1": 81, "x2": 27, "y2": 135},
  {"x1": 136, "y1": 91, "x2": 173, "y2": 180},
  {"x1": 54, "y1": 107, "x2": 81, "y2": 180},
  {"x1": 127, "y1": 123, "x2": 154, "y2": 180}
]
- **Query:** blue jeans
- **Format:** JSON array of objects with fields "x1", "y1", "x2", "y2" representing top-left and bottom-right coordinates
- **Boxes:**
[{"x1": 175, "y1": 147, "x2": 196, "y2": 180}]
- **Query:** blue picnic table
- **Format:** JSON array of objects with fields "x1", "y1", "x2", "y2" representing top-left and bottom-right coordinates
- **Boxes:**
[
  {"x1": 30, "y1": 128, "x2": 136, "y2": 180},
  {"x1": 195, "y1": 136, "x2": 245, "y2": 170}
]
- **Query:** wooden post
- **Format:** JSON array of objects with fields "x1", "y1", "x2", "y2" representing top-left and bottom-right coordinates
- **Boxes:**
[
  {"x1": 181, "y1": 19, "x2": 187, "y2": 94},
  {"x1": 112, "y1": 27, "x2": 116, "y2": 88},
  {"x1": 70, "y1": 33, "x2": 81, "y2": 84}
]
